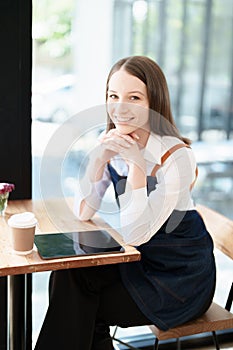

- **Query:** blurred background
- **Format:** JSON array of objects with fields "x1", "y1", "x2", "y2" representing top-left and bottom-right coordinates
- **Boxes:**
[{"x1": 31, "y1": 0, "x2": 233, "y2": 348}]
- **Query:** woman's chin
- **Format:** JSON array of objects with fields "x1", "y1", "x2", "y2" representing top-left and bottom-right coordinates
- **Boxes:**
[{"x1": 115, "y1": 124, "x2": 136, "y2": 135}]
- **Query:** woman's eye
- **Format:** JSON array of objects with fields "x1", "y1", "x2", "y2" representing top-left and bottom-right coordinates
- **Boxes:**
[
  {"x1": 130, "y1": 96, "x2": 140, "y2": 101},
  {"x1": 109, "y1": 94, "x2": 118, "y2": 99}
]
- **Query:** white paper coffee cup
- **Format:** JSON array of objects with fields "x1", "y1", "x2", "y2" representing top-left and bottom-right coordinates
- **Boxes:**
[{"x1": 8, "y1": 212, "x2": 37, "y2": 255}]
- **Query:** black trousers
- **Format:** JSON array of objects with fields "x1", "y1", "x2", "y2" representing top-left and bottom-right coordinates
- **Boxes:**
[{"x1": 35, "y1": 264, "x2": 150, "y2": 350}]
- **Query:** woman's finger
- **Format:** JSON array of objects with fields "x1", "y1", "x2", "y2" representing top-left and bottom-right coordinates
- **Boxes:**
[
  {"x1": 101, "y1": 134, "x2": 133, "y2": 148},
  {"x1": 129, "y1": 132, "x2": 140, "y2": 140},
  {"x1": 110, "y1": 130, "x2": 136, "y2": 145},
  {"x1": 103, "y1": 138, "x2": 132, "y2": 150},
  {"x1": 101, "y1": 141, "x2": 128, "y2": 154}
]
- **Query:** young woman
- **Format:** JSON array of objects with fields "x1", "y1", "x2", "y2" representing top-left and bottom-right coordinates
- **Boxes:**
[{"x1": 35, "y1": 56, "x2": 216, "y2": 350}]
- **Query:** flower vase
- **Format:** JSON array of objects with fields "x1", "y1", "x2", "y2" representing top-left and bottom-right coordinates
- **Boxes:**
[{"x1": 0, "y1": 192, "x2": 9, "y2": 216}]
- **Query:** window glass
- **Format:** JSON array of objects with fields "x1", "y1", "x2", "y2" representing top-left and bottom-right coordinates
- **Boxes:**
[
  {"x1": 32, "y1": 0, "x2": 233, "y2": 346},
  {"x1": 202, "y1": 0, "x2": 233, "y2": 138},
  {"x1": 32, "y1": 0, "x2": 76, "y2": 344}
]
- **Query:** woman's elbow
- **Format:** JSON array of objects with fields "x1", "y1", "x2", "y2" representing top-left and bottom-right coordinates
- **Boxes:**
[
  {"x1": 75, "y1": 199, "x2": 95, "y2": 221},
  {"x1": 77, "y1": 209, "x2": 94, "y2": 221}
]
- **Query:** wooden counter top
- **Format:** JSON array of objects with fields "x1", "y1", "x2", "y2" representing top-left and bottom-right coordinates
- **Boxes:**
[{"x1": 0, "y1": 199, "x2": 140, "y2": 276}]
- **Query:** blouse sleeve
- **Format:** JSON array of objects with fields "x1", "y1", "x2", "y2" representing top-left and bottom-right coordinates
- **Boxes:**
[
  {"x1": 73, "y1": 164, "x2": 112, "y2": 220},
  {"x1": 118, "y1": 147, "x2": 196, "y2": 246}
]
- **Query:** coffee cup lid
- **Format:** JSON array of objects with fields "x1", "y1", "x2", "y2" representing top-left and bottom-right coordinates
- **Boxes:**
[{"x1": 8, "y1": 212, "x2": 37, "y2": 228}]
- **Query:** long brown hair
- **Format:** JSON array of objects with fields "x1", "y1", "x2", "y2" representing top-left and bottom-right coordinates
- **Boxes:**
[{"x1": 105, "y1": 56, "x2": 191, "y2": 145}]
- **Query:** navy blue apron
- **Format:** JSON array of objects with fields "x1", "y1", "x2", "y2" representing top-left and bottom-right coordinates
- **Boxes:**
[{"x1": 107, "y1": 156, "x2": 216, "y2": 331}]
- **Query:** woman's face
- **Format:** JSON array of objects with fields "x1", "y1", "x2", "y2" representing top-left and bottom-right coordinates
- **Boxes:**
[{"x1": 107, "y1": 69, "x2": 150, "y2": 135}]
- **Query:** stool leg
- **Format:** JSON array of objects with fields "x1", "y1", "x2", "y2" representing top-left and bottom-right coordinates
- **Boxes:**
[
  {"x1": 112, "y1": 326, "x2": 140, "y2": 350},
  {"x1": 112, "y1": 326, "x2": 118, "y2": 339},
  {"x1": 154, "y1": 338, "x2": 159, "y2": 350},
  {"x1": 176, "y1": 338, "x2": 181, "y2": 350},
  {"x1": 212, "y1": 331, "x2": 220, "y2": 350}
]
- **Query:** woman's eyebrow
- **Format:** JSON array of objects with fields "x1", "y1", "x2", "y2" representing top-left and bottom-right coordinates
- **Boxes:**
[
  {"x1": 108, "y1": 89, "x2": 145, "y2": 95},
  {"x1": 129, "y1": 90, "x2": 145, "y2": 95}
]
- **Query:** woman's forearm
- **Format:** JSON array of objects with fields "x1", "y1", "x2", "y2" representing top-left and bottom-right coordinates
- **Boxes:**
[
  {"x1": 127, "y1": 160, "x2": 147, "y2": 190},
  {"x1": 87, "y1": 156, "x2": 106, "y2": 182},
  {"x1": 76, "y1": 146, "x2": 111, "y2": 220}
]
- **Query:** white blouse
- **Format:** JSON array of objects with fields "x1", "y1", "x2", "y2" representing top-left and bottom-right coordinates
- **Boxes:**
[{"x1": 74, "y1": 133, "x2": 197, "y2": 246}]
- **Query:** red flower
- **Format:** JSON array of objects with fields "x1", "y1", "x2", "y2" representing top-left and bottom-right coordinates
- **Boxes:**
[{"x1": 0, "y1": 183, "x2": 15, "y2": 195}]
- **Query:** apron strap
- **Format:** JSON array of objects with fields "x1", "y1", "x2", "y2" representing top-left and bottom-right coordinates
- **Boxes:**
[{"x1": 150, "y1": 143, "x2": 198, "y2": 190}]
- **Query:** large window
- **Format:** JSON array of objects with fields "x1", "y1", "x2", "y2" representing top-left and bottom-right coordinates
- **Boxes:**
[
  {"x1": 113, "y1": 0, "x2": 233, "y2": 141},
  {"x1": 31, "y1": 0, "x2": 233, "y2": 347}
]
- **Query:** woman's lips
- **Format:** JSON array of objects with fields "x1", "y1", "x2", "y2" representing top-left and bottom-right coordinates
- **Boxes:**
[{"x1": 114, "y1": 116, "x2": 134, "y2": 123}]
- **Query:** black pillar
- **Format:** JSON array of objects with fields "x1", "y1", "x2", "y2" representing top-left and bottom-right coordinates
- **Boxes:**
[
  {"x1": 0, "y1": 1, "x2": 33, "y2": 349},
  {"x1": 0, "y1": 0, "x2": 32, "y2": 199}
]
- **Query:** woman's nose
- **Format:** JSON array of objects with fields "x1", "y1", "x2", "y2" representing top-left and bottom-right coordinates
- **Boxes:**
[{"x1": 114, "y1": 101, "x2": 129, "y2": 114}]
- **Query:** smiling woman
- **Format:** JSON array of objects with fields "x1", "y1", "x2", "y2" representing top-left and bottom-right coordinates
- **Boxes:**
[
  {"x1": 107, "y1": 70, "x2": 149, "y2": 136},
  {"x1": 35, "y1": 56, "x2": 216, "y2": 350},
  {"x1": 105, "y1": 56, "x2": 191, "y2": 146}
]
